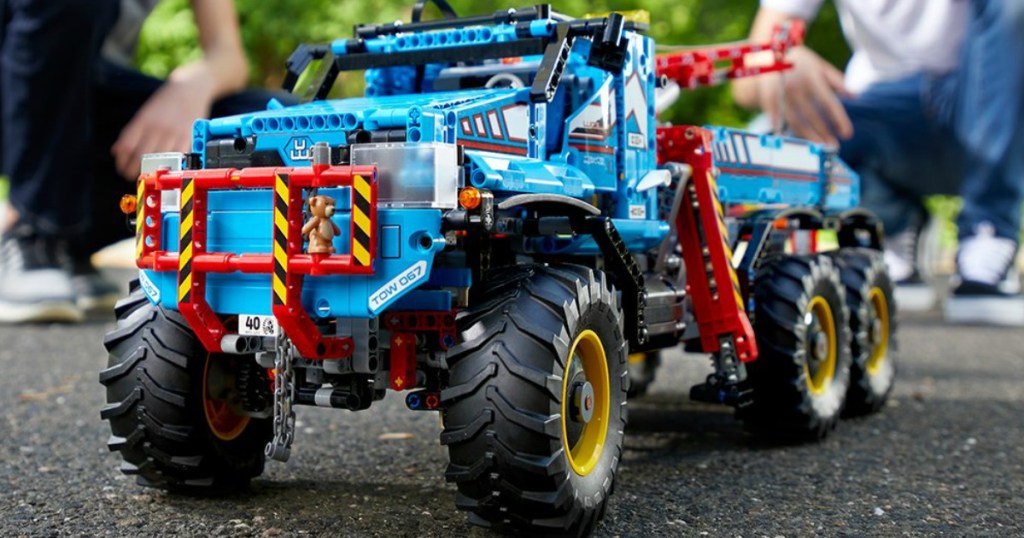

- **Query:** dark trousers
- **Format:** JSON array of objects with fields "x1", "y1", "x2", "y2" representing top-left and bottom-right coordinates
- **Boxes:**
[{"x1": 1, "y1": 0, "x2": 279, "y2": 260}]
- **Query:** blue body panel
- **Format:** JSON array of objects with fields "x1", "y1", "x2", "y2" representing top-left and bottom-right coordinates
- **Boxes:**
[{"x1": 708, "y1": 126, "x2": 859, "y2": 211}]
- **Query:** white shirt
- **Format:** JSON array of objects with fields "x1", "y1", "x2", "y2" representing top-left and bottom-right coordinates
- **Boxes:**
[{"x1": 762, "y1": 0, "x2": 969, "y2": 93}]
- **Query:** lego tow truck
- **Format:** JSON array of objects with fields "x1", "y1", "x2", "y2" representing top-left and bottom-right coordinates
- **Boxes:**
[{"x1": 101, "y1": 3, "x2": 897, "y2": 535}]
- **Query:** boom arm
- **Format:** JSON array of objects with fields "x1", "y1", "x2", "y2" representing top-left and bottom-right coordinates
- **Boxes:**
[{"x1": 655, "y1": 20, "x2": 805, "y2": 90}]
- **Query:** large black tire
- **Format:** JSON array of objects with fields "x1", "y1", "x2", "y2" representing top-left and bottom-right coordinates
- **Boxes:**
[
  {"x1": 441, "y1": 265, "x2": 627, "y2": 536},
  {"x1": 740, "y1": 255, "x2": 852, "y2": 441},
  {"x1": 100, "y1": 282, "x2": 272, "y2": 492},
  {"x1": 834, "y1": 248, "x2": 897, "y2": 416},
  {"x1": 626, "y1": 351, "x2": 661, "y2": 398}
]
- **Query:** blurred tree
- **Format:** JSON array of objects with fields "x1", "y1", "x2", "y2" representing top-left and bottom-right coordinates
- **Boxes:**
[{"x1": 136, "y1": 0, "x2": 849, "y2": 127}]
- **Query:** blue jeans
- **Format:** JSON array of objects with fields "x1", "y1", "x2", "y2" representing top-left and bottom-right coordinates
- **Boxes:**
[{"x1": 839, "y1": 0, "x2": 1024, "y2": 241}]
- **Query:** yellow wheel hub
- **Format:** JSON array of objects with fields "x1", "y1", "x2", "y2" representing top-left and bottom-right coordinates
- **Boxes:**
[
  {"x1": 866, "y1": 287, "x2": 890, "y2": 376},
  {"x1": 202, "y1": 356, "x2": 250, "y2": 442},
  {"x1": 561, "y1": 330, "x2": 610, "y2": 477},
  {"x1": 804, "y1": 296, "x2": 837, "y2": 396}
]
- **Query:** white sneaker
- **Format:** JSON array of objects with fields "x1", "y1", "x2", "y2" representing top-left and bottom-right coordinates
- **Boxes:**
[
  {"x1": 944, "y1": 223, "x2": 1024, "y2": 327},
  {"x1": 883, "y1": 227, "x2": 937, "y2": 312}
]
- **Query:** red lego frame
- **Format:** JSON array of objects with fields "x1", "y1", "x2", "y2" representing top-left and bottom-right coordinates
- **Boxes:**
[{"x1": 135, "y1": 163, "x2": 378, "y2": 360}]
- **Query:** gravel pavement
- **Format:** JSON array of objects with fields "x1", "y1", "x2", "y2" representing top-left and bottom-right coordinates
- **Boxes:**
[{"x1": 1, "y1": 305, "x2": 1023, "y2": 537}]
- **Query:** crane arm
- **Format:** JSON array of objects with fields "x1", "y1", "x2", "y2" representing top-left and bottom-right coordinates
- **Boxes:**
[{"x1": 655, "y1": 20, "x2": 805, "y2": 90}]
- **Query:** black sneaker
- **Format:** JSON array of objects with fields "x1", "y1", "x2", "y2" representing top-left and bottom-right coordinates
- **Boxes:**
[
  {"x1": 0, "y1": 224, "x2": 84, "y2": 323},
  {"x1": 944, "y1": 224, "x2": 1024, "y2": 326}
]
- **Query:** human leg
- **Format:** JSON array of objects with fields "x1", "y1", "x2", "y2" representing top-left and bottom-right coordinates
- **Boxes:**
[
  {"x1": 942, "y1": 0, "x2": 1024, "y2": 326},
  {"x1": 953, "y1": 0, "x2": 1024, "y2": 241},
  {"x1": 840, "y1": 75, "x2": 963, "y2": 225},
  {"x1": 0, "y1": 0, "x2": 118, "y2": 322},
  {"x1": 2, "y1": 0, "x2": 118, "y2": 234},
  {"x1": 838, "y1": 75, "x2": 963, "y2": 310}
]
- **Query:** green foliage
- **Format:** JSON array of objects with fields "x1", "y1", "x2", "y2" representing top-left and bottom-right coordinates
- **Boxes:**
[
  {"x1": 137, "y1": 0, "x2": 849, "y2": 126},
  {"x1": 924, "y1": 195, "x2": 965, "y2": 248}
]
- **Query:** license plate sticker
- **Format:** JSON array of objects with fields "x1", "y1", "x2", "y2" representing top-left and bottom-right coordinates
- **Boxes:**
[{"x1": 240, "y1": 314, "x2": 279, "y2": 337}]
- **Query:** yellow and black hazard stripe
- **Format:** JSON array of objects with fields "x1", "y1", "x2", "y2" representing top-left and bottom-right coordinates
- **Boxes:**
[
  {"x1": 351, "y1": 174, "x2": 373, "y2": 267},
  {"x1": 135, "y1": 179, "x2": 146, "y2": 260},
  {"x1": 272, "y1": 174, "x2": 290, "y2": 306},
  {"x1": 706, "y1": 172, "x2": 745, "y2": 311},
  {"x1": 178, "y1": 176, "x2": 195, "y2": 303}
]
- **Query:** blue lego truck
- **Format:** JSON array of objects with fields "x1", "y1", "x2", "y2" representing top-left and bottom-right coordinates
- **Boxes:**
[{"x1": 101, "y1": 4, "x2": 897, "y2": 535}]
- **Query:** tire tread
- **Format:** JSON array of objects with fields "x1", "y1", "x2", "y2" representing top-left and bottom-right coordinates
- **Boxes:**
[
  {"x1": 442, "y1": 264, "x2": 626, "y2": 535},
  {"x1": 100, "y1": 281, "x2": 271, "y2": 493}
]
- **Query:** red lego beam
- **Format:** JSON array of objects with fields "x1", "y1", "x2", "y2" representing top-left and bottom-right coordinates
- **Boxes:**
[
  {"x1": 655, "y1": 20, "x2": 805, "y2": 90},
  {"x1": 390, "y1": 332, "x2": 417, "y2": 391},
  {"x1": 658, "y1": 125, "x2": 758, "y2": 363}
]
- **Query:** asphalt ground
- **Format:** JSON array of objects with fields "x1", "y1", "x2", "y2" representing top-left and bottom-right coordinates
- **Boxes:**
[{"x1": 1, "y1": 302, "x2": 1023, "y2": 537}]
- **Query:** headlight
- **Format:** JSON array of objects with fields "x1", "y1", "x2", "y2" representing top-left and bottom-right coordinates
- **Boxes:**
[{"x1": 351, "y1": 142, "x2": 459, "y2": 209}]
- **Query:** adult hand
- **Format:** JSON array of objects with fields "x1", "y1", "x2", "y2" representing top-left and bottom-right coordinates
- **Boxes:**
[
  {"x1": 111, "y1": 0, "x2": 247, "y2": 180},
  {"x1": 753, "y1": 46, "x2": 854, "y2": 145},
  {"x1": 733, "y1": 7, "x2": 855, "y2": 146},
  {"x1": 111, "y1": 69, "x2": 215, "y2": 180}
]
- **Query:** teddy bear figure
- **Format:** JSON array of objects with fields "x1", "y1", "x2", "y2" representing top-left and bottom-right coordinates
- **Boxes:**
[{"x1": 302, "y1": 195, "x2": 341, "y2": 260}]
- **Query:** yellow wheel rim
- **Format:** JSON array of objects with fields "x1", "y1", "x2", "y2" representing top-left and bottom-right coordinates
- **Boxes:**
[
  {"x1": 804, "y1": 296, "x2": 837, "y2": 396},
  {"x1": 866, "y1": 287, "x2": 890, "y2": 376},
  {"x1": 561, "y1": 330, "x2": 610, "y2": 477},
  {"x1": 202, "y1": 356, "x2": 250, "y2": 442}
]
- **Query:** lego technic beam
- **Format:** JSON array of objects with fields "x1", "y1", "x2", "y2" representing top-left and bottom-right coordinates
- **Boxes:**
[
  {"x1": 655, "y1": 20, "x2": 805, "y2": 90},
  {"x1": 353, "y1": 4, "x2": 552, "y2": 38},
  {"x1": 283, "y1": 7, "x2": 639, "y2": 99}
]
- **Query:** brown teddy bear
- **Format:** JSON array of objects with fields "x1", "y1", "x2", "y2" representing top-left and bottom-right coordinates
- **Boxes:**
[{"x1": 302, "y1": 195, "x2": 341, "y2": 259}]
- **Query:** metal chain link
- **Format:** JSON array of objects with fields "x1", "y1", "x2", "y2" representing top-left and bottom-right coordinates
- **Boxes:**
[{"x1": 265, "y1": 334, "x2": 297, "y2": 462}]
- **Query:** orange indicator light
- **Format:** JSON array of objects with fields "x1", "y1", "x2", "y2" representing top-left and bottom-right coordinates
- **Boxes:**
[
  {"x1": 120, "y1": 194, "x2": 138, "y2": 215},
  {"x1": 459, "y1": 187, "x2": 482, "y2": 210}
]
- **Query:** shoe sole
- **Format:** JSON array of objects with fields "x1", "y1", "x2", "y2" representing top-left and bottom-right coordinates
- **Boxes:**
[
  {"x1": 0, "y1": 301, "x2": 85, "y2": 324},
  {"x1": 944, "y1": 296, "x2": 1024, "y2": 327},
  {"x1": 77, "y1": 293, "x2": 123, "y2": 312},
  {"x1": 895, "y1": 284, "x2": 937, "y2": 312}
]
